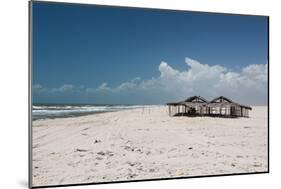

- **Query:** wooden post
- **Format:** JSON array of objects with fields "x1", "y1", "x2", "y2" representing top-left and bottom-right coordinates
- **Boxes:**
[{"x1": 168, "y1": 105, "x2": 171, "y2": 116}]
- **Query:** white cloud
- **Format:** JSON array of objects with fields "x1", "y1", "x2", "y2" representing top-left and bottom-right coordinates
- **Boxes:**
[
  {"x1": 97, "y1": 82, "x2": 110, "y2": 90},
  {"x1": 33, "y1": 84, "x2": 43, "y2": 91},
  {"x1": 52, "y1": 84, "x2": 74, "y2": 92},
  {"x1": 33, "y1": 57, "x2": 268, "y2": 105},
  {"x1": 33, "y1": 84, "x2": 47, "y2": 93},
  {"x1": 89, "y1": 57, "x2": 267, "y2": 105},
  {"x1": 159, "y1": 61, "x2": 179, "y2": 78}
]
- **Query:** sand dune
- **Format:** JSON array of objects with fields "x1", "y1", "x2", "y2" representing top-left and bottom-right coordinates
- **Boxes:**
[{"x1": 32, "y1": 106, "x2": 268, "y2": 187}]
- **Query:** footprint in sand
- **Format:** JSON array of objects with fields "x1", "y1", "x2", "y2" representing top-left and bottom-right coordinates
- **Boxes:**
[
  {"x1": 126, "y1": 161, "x2": 141, "y2": 167},
  {"x1": 253, "y1": 163, "x2": 262, "y2": 167},
  {"x1": 97, "y1": 151, "x2": 114, "y2": 157},
  {"x1": 149, "y1": 168, "x2": 155, "y2": 172},
  {"x1": 96, "y1": 157, "x2": 103, "y2": 160},
  {"x1": 236, "y1": 155, "x2": 244, "y2": 158},
  {"x1": 75, "y1": 149, "x2": 88, "y2": 152}
]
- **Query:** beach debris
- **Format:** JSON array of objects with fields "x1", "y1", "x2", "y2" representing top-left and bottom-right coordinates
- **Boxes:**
[
  {"x1": 33, "y1": 174, "x2": 39, "y2": 178},
  {"x1": 175, "y1": 170, "x2": 184, "y2": 176},
  {"x1": 127, "y1": 162, "x2": 136, "y2": 166},
  {"x1": 126, "y1": 161, "x2": 140, "y2": 167},
  {"x1": 149, "y1": 168, "x2": 155, "y2": 172},
  {"x1": 231, "y1": 163, "x2": 236, "y2": 167},
  {"x1": 97, "y1": 151, "x2": 106, "y2": 156},
  {"x1": 75, "y1": 148, "x2": 88, "y2": 152},
  {"x1": 135, "y1": 148, "x2": 142, "y2": 153},
  {"x1": 128, "y1": 173, "x2": 138, "y2": 179},
  {"x1": 188, "y1": 147, "x2": 193, "y2": 150},
  {"x1": 107, "y1": 151, "x2": 114, "y2": 156},
  {"x1": 253, "y1": 163, "x2": 262, "y2": 167},
  {"x1": 123, "y1": 145, "x2": 142, "y2": 153},
  {"x1": 97, "y1": 151, "x2": 114, "y2": 157},
  {"x1": 94, "y1": 139, "x2": 101, "y2": 144}
]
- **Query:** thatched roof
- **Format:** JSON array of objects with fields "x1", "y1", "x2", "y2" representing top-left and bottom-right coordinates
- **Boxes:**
[
  {"x1": 184, "y1": 96, "x2": 208, "y2": 103},
  {"x1": 167, "y1": 96, "x2": 208, "y2": 106},
  {"x1": 209, "y1": 96, "x2": 252, "y2": 110},
  {"x1": 210, "y1": 96, "x2": 233, "y2": 103},
  {"x1": 167, "y1": 95, "x2": 252, "y2": 110}
]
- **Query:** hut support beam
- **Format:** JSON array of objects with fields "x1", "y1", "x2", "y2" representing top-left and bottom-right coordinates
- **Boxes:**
[{"x1": 168, "y1": 105, "x2": 171, "y2": 116}]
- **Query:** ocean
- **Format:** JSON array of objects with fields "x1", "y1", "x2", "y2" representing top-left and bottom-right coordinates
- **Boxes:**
[{"x1": 32, "y1": 104, "x2": 148, "y2": 120}]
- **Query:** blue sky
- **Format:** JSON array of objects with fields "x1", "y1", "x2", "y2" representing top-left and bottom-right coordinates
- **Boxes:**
[{"x1": 32, "y1": 2, "x2": 268, "y2": 105}]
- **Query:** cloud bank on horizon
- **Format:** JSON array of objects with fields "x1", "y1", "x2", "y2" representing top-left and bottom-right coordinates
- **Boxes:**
[{"x1": 33, "y1": 57, "x2": 268, "y2": 105}]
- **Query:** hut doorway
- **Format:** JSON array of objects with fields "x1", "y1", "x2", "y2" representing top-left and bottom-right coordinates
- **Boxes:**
[{"x1": 230, "y1": 106, "x2": 235, "y2": 116}]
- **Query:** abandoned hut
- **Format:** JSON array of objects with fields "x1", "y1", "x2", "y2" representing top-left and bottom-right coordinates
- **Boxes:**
[{"x1": 167, "y1": 96, "x2": 252, "y2": 118}]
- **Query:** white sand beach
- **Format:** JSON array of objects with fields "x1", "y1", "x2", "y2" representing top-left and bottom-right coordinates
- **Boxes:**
[{"x1": 32, "y1": 106, "x2": 268, "y2": 187}]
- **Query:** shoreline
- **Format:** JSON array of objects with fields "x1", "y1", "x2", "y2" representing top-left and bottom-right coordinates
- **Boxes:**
[
  {"x1": 32, "y1": 110, "x2": 116, "y2": 121},
  {"x1": 32, "y1": 106, "x2": 268, "y2": 186},
  {"x1": 32, "y1": 104, "x2": 267, "y2": 121},
  {"x1": 32, "y1": 105, "x2": 160, "y2": 121}
]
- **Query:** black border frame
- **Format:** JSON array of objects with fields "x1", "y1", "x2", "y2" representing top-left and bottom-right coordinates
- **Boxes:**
[{"x1": 28, "y1": 1, "x2": 270, "y2": 188}]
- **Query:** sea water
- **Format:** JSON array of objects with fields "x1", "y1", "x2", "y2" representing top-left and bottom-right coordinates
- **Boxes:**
[{"x1": 32, "y1": 104, "x2": 147, "y2": 120}]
